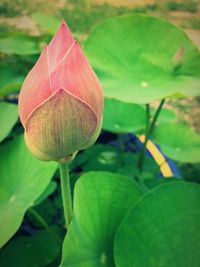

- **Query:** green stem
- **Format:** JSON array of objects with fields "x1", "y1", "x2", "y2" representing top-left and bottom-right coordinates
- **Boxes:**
[
  {"x1": 138, "y1": 99, "x2": 165, "y2": 173},
  {"x1": 137, "y1": 104, "x2": 150, "y2": 172},
  {"x1": 59, "y1": 162, "x2": 73, "y2": 228},
  {"x1": 145, "y1": 103, "x2": 150, "y2": 130},
  {"x1": 148, "y1": 99, "x2": 165, "y2": 136},
  {"x1": 29, "y1": 208, "x2": 61, "y2": 243}
]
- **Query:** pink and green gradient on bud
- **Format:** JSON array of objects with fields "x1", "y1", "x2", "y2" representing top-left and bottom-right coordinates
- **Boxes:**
[{"x1": 18, "y1": 22, "x2": 103, "y2": 162}]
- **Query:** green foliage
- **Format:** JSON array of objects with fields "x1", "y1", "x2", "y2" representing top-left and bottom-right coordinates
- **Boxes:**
[
  {"x1": 0, "y1": 230, "x2": 60, "y2": 267},
  {"x1": 84, "y1": 15, "x2": 200, "y2": 104},
  {"x1": 115, "y1": 182, "x2": 200, "y2": 267},
  {"x1": 0, "y1": 102, "x2": 18, "y2": 142},
  {"x1": 103, "y1": 98, "x2": 145, "y2": 133},
  {"x1": 153, "y1": 123, "x2": 200, "y2": 163},
  {"x1": 0, "y1": 35, "x2": 40, "y2": 55},
  {"x1": 102, "y1": 99, "x2": 177, "y2": 158},
  {"x1": 61, "y1": 171, "x2": 143, "y2": 267},
  {"x1": 33, "y1": 181, "x2": 57, "y2": 206},
  {"x1": 61, "y1": 3, "x2": 130, "y2": 35},
  {"x1": 72, "y1": 144, "x2": 160, "y2": 179},
  {"x1": 166, "y1": 1, "x2": 198, "y2": 13},
  {"x1": 153, "y1": 108, "x2": 177, "y2": 124},
  {"x1": 131, "y1": 4, "x2": 158, "y2": 13},
  {"x1": 182, "y1": 17, "x2": 200, "y2": 29},
  {"x1": 31, "y1": 13, "x2": 60, "y2": 35},
  {"x1": 0, "y1": 65, "x2": 24, "y2": 96},
  {"x1": 0, "y1": 6, "x2": 199, "y2": 267},
  {"x1": 27, "y1": 199, "x2": 58, "y2": 228},
  {"x1": 179, "y1": 162, "x2": 200, "y2": 183},
  {"x1": 0, "y1": 1, "x2": 20, "y2": 17},
  {"x1": 81, "y1": 144, "x2": 121, "y2": 172},
  {"x1": 0, "y1": 136, "x2": 57, "y2": 247},
  {"x1": 117, "y1": 152, "x2": 160, "y2": 179}
]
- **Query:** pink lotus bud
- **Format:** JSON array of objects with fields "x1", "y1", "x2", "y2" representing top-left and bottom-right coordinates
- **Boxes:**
[{"x1": 18, "y1": 22, "x2": 103, "y2": 162}]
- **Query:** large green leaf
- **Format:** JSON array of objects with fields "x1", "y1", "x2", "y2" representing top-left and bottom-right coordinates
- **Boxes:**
[
  {"x1": 61, "y1": 172, "x2": 143, "y2": 267},
  {"x1": 115, "y1": 182, "x2": 200, "y2": 267},
  {"x1": 0, "y1": 102, "x2": 18, "y2": 142},
  {"x1": 31, "y1": 13, "x2": 60, "y2": 35},
  {"x1": 84, "y1": 15, "x2": 200, "y2": 104},
  {"x1": 0, "y1": 35, "x2": 40, "y2": 55},
  {"x1": 103, "y1": 98, "x2": 145, "y2": 133},
  {"x1": 0, "y1": 136, "x2": 57, "y2": 247},
  {"x1": 153, "y1": 123, "x2": 200, "y2": 163},
  {"x1": 0, "y1": 230, "x2": 60, "y2": 267}
]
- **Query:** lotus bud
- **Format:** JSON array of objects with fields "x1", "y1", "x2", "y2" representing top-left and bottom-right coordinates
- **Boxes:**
[{"x1": 18, "y1": 22, "x2": 103, "y2": 162}]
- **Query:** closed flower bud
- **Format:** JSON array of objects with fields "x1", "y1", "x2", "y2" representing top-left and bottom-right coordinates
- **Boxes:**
[{"x1": 18, "y1": 22, "x2": 103, "y2": 162}]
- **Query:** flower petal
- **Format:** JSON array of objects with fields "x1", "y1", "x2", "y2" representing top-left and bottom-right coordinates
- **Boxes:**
[
  {"x1": 50, "y1": 41, "x2": 103, "y2": 120},
  {"x1": 48, "y1": 22, "x2": 75, "y2": 72},
  {"x1": 18, "y1": 46, "x2": 52, "y2": 126},
  {"x1": 25, "y1": 88, "x2": 97, "y2": 161}
]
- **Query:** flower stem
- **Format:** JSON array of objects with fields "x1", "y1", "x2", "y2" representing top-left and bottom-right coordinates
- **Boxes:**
[
  {"x1": 145, "y1": 103, "x2": 151, "y2": 131},
  {"x1": 59, "y1": 162, "x2": 72, "y2": 228},
  {"x1": 138, "y1": 99, "x2": 165, "y2": 173}
]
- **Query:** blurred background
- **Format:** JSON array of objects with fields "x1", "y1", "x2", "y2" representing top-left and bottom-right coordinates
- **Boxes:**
[{"x1": 1, "y1": 0, "x2": 200, "y2": 44}]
